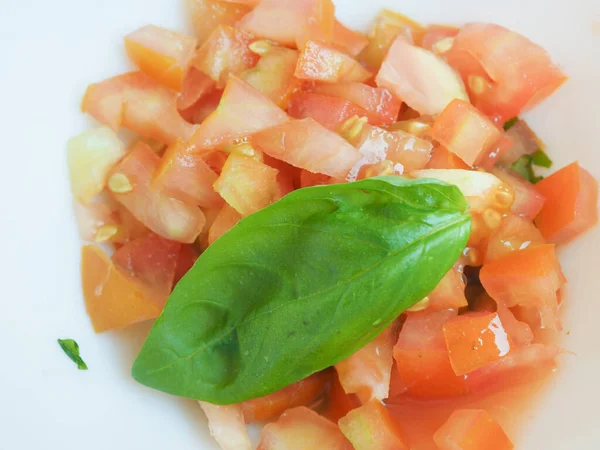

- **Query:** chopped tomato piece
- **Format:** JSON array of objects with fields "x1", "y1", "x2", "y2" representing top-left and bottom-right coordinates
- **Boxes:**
[
  {"x1": 198, "y1": 402, "x2": 252, "y2": 450},
  {"x1": 220, "y1": 0, "x2": 258, "y2": 4},
  {"x1": 485, "y1": 214, "x2": 545, "y2": 263},
  {"x1": 427, "y1": 266, "x2": 468, "y2": 310},
  {"x1": 443, "y1": 312, "x2": 511, "y2": 376},
  {"x1": 177, "y1": 68, "x2": 215, "y2": 110},
  {"x1": 81, "y1": 71, "x2": 197, "y2": 145},
  {"x1": 192, "y1": 25, "x2": 259, "y2": 89},
  {"x1": 420, "y1": 25, "x2": 459, "y2": 53},
  {"x1": 434, "y1": 409, "x2": 514, "y2": 450},
  {"x1": 498, "y1": 120, "x2": 544, "y2": 165},
  {"x1": 179, "y1": 88, "x2": 223, "y2": 124},
  {"x1": 480, "y1": 244, "x2": 565, "y2": 330},
  {"x1": 300, "y1": 170, "x2": 338, "y2": 188},
  {"x1": 81, "y1": 245, "x2": 163, "y2": 332},
  {"x1": 376, "y1": 37, "x2": 468, "y2": 116},
  {"x1": 190, "y1": 77, "x2": 289, "y2": 151},
  {"x1": 447, "y1": 23, "x2": 567, "y2": 122},
  {"x1": 213, "y1": 153, "x2": 281, "y2": 216},
  {"x1": 124, "y1": 25, "x2": 197, "y2": 91},
  {"x1": 252, "y1": 118, "x2": 361, "y2": 179},
  {"x1": 241, "y1": 46, "x2": 300, "y2": 107},
  {"x1": 313, "y1": 83, "x2": 402, "y2": 126},
  {"x1": 258, "y1": 407, "x2": 352, "y2": 450},
  {"x1": 495, "y1": 301, "x2": 534, "y2": 346},
  {"x1": 208, "y1": 203, "x2": 243, "y2": 245},
  {"x1": 263, "y1": 155, "x2": 297, "y2": 197},
  {"x1": 333, "y1": 20, "x2": 368, "y2": 57},
  {"x1": 492, "y1": 168, "x2": 546, "y2": 220},
  {"x1": 426, "y1": 146, "x2": 471, "y2": 170},
  {"x1": 322, "y1": 372, "x2": 361, "y2": 423},
  {"x1": 187, "y1": 0, "x2": 251, "y2": 44},
  {"x1": 360, "y1": 9, "x2": 424, "y2": 70},
  {"x1": 153, "y1": 139, "x2": 222, "y2": 208},
  {"x1": 174, "y1": 244, "x2": 199, "y2": 284},
  {"x1": 109, "y1": 142, "x2": 206, "y2": 243},
  {"x1": 287, "y1": 92, "x2": 368, "y2": 131},
  {"x1": 73, "y1": 199, "x2": 120, "y2": 243},
  {"x1": 295, "y1": 41, "x2": 371, "y2": 84},
  {"x1": 534, "y1": 162, "x2": 599, "y2": 243},
  {"x1": 339, "y1": 400, "x2": 409, "y2": 450},
  {"x1": 240, "y1": 371, "x2": 330, "y2": 423},
  {"x1": 432, "y1": 99, "x2": 505, "y2": 167}
]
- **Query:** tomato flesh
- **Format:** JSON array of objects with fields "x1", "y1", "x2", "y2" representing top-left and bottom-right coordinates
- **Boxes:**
[
  {"x1": 187, "y1": 0, "x2": 251, "y2": 44},
  {"x1": 288, "y1": 92, "x2": 368, "y2": 131},
  {"x1": 208, "y1": 203, "x2": 243, "y2": 245}
]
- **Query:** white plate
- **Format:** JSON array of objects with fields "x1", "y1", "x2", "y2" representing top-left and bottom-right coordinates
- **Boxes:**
[{"x1": 1, "y1": 0, "x2": 598, "y2": 449}]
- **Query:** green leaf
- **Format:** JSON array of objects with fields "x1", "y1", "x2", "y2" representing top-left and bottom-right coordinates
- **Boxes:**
[
  {"x1": 58, "y1": 339, "x2": 88, "y2": 370},
  {"x1": 132, "y1": 177, "x2": 471, "y2": 404},
  {"x1": 511, "y1": 149, "x2": 553, "y2": 183},
  {"x1": 530, "y1": 150, "x2": 553, "y2": 169},
  {"x1": 503, "y1": 117, "x2": 519, "y2": 131}
]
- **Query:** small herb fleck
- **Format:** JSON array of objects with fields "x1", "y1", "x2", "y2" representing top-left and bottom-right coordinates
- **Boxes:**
[
  {"x1": 530, "y1": 150, "x2": 553, "y2": 168},
  {"x1": 503, "y1": 117, "x2": 519, "y2": 131},
  {"x1": 511, "y1": 150, "x2": 553, "y2": 184},
  {"x1": 58, "y1": 339, "x2": 88, "y2": 370}
]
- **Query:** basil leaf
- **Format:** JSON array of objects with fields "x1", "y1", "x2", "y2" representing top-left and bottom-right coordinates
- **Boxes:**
[
  {"x1": 58, "y1": 339, "x2": 88, "y2": 370},
  {"x1": 503, "y1": 117, "x2": 519, "y2": 131},
  {"x1": 530, "y1": 150, "x2": 553, "y2": 168},
  {"x1": 511, "y1": 149, "x2": 553, "y2": 183},
  {"x1": 132, "y1": 177, "x2": 471, "y2": 404}
]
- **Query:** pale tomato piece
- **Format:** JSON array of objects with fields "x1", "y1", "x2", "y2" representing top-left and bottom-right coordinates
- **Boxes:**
[
  {"x1": 241, "y1": 46, "x2": 300, "y2": 107},
  {"x1": 420, "y1": 25, "x2": 459, "y2": 53},
  {"x1": 109, "y1": 142, "x2": 206, "y2": 243},
  {"x1": 180, "y1": 88, "x2": 223, "y2": 125},
  {"x1": 173, "y1": 244, "x2": 199, "y2": 285},
  {"x1": 81, "y1": 71, "x2": 197, "y2": 145},
  {"x1": 295, "y1": 41, "x2": 371, "y2": 84},
  {"x1": 427, "y1": 266, "x2": 468, "y2": 310},
  {"x1": 192, "y1": 25, "x2": 259, "y2": 89},
  {"x1": 376, "y1": 37, "x2": 468, "y2": 116},
  {"x1": 485, "y1": 214, "x2": 545, "y2": 263},
  {"x1": 258, "y1": 407, "x2": 352, "y2": 450},
  {"x1": 73, "y1": 199, "x2": 120, "y2": 243},
  {"x1": 339, "y1": 400, "x2": 409, "y2": 450},
  {"x1": 495, "y1": 301, "x2": 534, "y2": 346},
  {"x1": 492, "y1": 168, "x2": 546, "y2": 220},
  {"x1": 434, "y1": 409, "x2": 514, "y2": 450},
  {"x1": 480, "y1": 244, "x2": 565, "y2": 330},
  {"x1": 534, "y1": 162, "x2": 599, "y2": 243},
  {"x1": 178, "y1": 68, "x2": 216, "y2": 110},
  {"x1": 208, "y1": 203, "x2": 243, "y2": 245},
  {"x1": 186, "y1": 0, "x2": 251, "y2": 44},
  {"x1": 287, "y1": 92, "x2": 368, "y2": 131},
  {"x1": 333, "y1": 20, "x2": 368, "y2": 57},
  {"x1": 67, "y1": 127, "x2": 126, "y2": 204},
  {"x1": 322, "y1": 372, "x2": 361, "y2": 423},
  {"x1": 81, "y1": 245, "x2": 164, "y2": 333},
  {"x1": 213, "y1": 153, "x2": 281, "y2": 216},
  {"x1": 199, "y1": 402, "x2": 252, "y2": 450},
  {"x1": 447, "y1": 23, "x2": 567, "y2": 122},
  {"x1": 153, "y1": 139, "x2": 223, "y2": 208},
  {"x1": 313, "y1": 83, "x2": 402, "y2": 126},
  {"x1": 426, "y1": 146, "x2": 471, "y2": 170},
  {"x1": 124, "y1": 25, "x2": 197, "y2": 91},
  {"x1": 360, "y1": 9, "x2": 424, "y2": 70},
  {"x1": 252, "y1": 118, "x2": 362, "y2": 179},
  {"x1": 190, "y1": 77, "x2": 289, "y2": 151},
  {"x1": 240, "y1": 371, "x2": 330, "y2": 423}
]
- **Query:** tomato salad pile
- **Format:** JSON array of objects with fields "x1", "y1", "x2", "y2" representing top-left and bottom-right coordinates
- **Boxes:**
[{"x1": 68, "y1": 1, "x2": 598, "y2": 449}]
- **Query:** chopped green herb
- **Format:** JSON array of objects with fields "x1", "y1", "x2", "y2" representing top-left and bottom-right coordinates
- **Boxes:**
[
  {"x1": 531, "y1": 150, "x2": 553, "y2": 168},
  {"x1": 58, "y1": 339, "x2": 88, "y2": 370},
  {"x1": 503, "y1": 117, "x2": 519, "y2": 131},
  {"x1": 511, "y1": 150, "x2": 553, "y2": 184}
]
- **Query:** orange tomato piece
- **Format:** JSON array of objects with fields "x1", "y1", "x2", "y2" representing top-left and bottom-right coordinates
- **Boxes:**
[
  {"x1": 174, "y1": 244, "x2": 199, "y2": 285},
  {"x1": 124, "y1": 25, "x2": 197, "y2": 91},
  {"x1": 427, "y1": 266, "x2": 468, "y2": 310},
  {"x1": 434, "y1": 409, "x2": 514, "y2": 450},
  {"x1": 153, "y1": 139, "x2": 223, "y2": 208},
  {"x1": 252, "y1": 118, "x2": 362, "y2": 179},
  {"x1": 492, "y1": 168, "x2": 546, "y2": 220},
  {"x1": 426, "y1": 146, "x2": 471, "y2": 170},
  {"x1": 332, "y1": 20, "x2": 368, "y2": 57},
  {"x1": 81, "y1": 71, "x2": 197, "y2": 145},
  {"x1": 295, "y1": 40, "x2": 372, "y2": 84},
  {"x1": 81, "y1": 245, "x2": 164, "y2": 333},
  {"x1": 109, "y1": 142, "x2": 206, "y2": 243},
  {"x1": 179, "y1": 88, "x2": 223, "y2": 125},
  {"x1": 338, "y1": 400, "x2": 410, "y2": 450},
  {"x1": 299, "y1": 170, "x2": 338, "y2": 188},
  {"x1": 484, "y1": 214, "x2": 545, "y2": 263},
  {"x1": 263, "y1": 155, "x2": 298, "y2": 197},
  {"x1": 240, "y1": 371, "x2": 330, "y2": 423},
  {"x1": 288, "y1": 92, "x2": 368, "y2": 131},
  {"x1": 208, "y1": 203, "x2": 243, "y2": 245},
  {"x1": 534, "y1": 162, "x2": 599, "y2": 243},
  {"x1": 322, "y1": 372, "x2": 361, "y2": 423},
  {"x1": 186, "y1": 0, "x2": 252, "y2": 44},
  {"x1": 177, "y1": 67, "x2": 216, "y2": 111}
]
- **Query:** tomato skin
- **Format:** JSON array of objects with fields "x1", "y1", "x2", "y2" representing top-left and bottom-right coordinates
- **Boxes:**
[
  {"x1": 288, "y1": 92, "x2": 369, "y2": 131},
  {"x1": 332, "y1": 20, "x2": 368, "y2": 57},
  {"x1": 124, "y1": 25, "x2": 197, "y2": 91},
  {"x1": 534, "y1": 162, "x2": 599, "y2": 243},
  {"x1": 187, "y1": 0, "x2": 251, "y2": 44},
  {"x1": 492, "y1": 168, "x2": 546, "y2": 220}
]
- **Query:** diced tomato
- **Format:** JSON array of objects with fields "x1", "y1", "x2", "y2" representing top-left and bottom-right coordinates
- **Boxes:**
[
  {"x1": 258, "y1": 407, "x2": 352, "y2": 450},
  {"x1": 339, "y1": 400, "x2": 409, "y2": 450},
  {"x1": 426, "y1": 146, "x2": 471, "y2": 170},
  {"x1": 420, "y1": 25, "x2": 459, "y2": 53},
  {"x1": 220, "y1": 0, "x2": 259, "y2": 4},
  {"x1": 376, "y1": 37, "x2": 467, "y2": 116},
  {"x1": 498, "y1": 120, "x2": 544, "y2": 165},
  {"x1": 178, "y1": 68, "x2": 216, "y2": 111},
  {"x1": 480, "y1": 244, "x2": 565, "y2": 330},
  {"x1": 179, "y1": 88, "x2": 223, "y2": 124},
  {"x1": 252, "y1": 118, "x2": 361, "y2": 179},
  {"x1": 153, "y1": 139, "x2": 222, "y2": 208},
  {"x1": 313, "y1": 83, "x2": 402, "y2": 126},
  {"x1": 447, "y1": 23, "x2": 567, "y2": 122},
  {"x1": 360, "y1": 9, "x2": 424, "y2": 70},
  {"x1": 534, "y1": 162, "x2": 599, "y2": 243},
  {"x1": 198, "y1": 402, "x2": 252, "y2": 450},
  {"x1": 485, "y1": 214, "x2": 545, "y2": 262},
  {"x1": 496, "y1": 302, "x2": 534, "y2": 346},
  {"x1": 239, "y1": 0, "x2": 335, "y2": 49},
  {"x1": 427, "y1": 266, "x2": 468, "y2": 310},
  {"x1": 433, "y1": 409, "x2": 514, "y2": 450},
  {"x1": 109, "y1": 142, "x2": 206, "y2": 243},
  {"x1": 174, "y1": 244, "x2": 199, "y2": 284},
  {"x1": 241, "y1": 46, "x2": 300, "y2": 107},
  {"x1": 81, "y1": 71, "x2": 197, "y2": 145},
  {"x1": 124, "y1": 25, "x2": 197, "y2": 92},
  {"x1": 300, "y1": 170, "x2": 337, "y2": 188},
  {"x1": 73, "y1": 199, "x2": 120, "y2": 243},
  {"x1": 443, "y1": 312, "x2": 511, "y2": 376},
  {"x1": 81, "y1": 245, "x2": 164, "y2": 332},
  {"x1": 213, "y1": 153, "x2": 281, "y2": 216},
  {"x1": 192, "y1": 25, "x2": 259, "y2": 89},
  {"x1": 335, "y1": 325, "x2": 397, "y2": 403},
  {"x1": 240, "y1": 371, "x2": 330, "y2": 423},
  {"x1": 263, "y1": 155, "x2": 297, "y2": 197},
  {"x1": 208, "y1": 203, "x2": 243, "y2": 244},
  {"x1": 322, "y1": 372, "x2": 361, "y2": 423},
  {"x1": 432, "y1": 99, "x2": 505, "y2": 166},
  {"x1": 333, "y1": 20, "x2": 368, "y2": 57},
  {"x1": 202, "y1": 149, "x2": 229, "y2": 174},
  {"x1": 287, "y1": 92, "x2": 368, "y2": 131},
  {"x1": 492, "y1": 168, "x2": 546, "y2": 220},
  {"x1": 187, "y1": 0, "x2": 251, "y2": 44},
  {"x1": 112, "y1": 233, "x2": 181, "y2": 298},
  {"x1": 295, "y1": 41, "x2": 371, "y2": 84}
]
